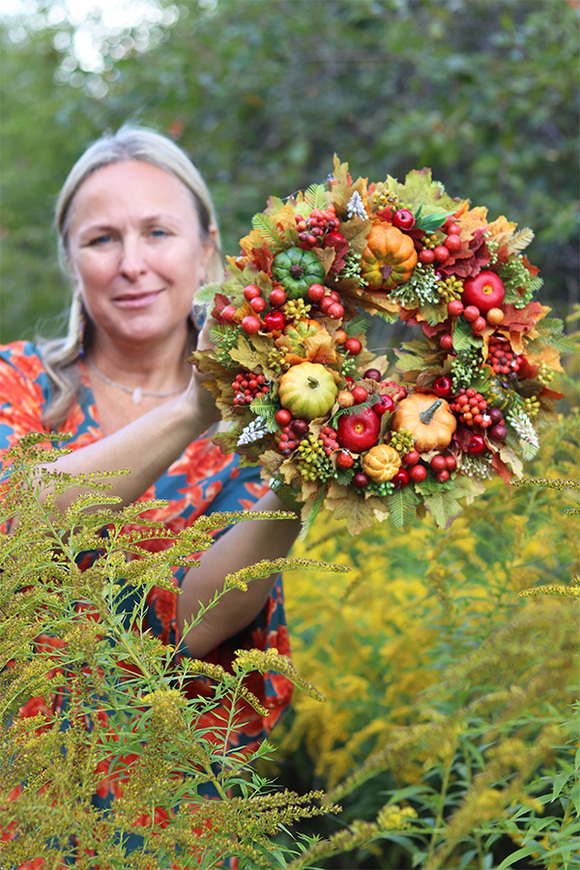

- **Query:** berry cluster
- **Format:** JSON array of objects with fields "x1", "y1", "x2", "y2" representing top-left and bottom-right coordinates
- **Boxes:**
[
  {"x1": 319, "y1": 426, "x2": 339, "y2": 456},
  {"x1": 449, "y1": 388, "x2": 491, "y2": 428},
  {"x1": 487, "y1": 338, "x2": 525, "y2": 376},
  {"x1": 232, "y1": 372, "x2": 269, "y2": 406},
  {"x1": 278, "y1": 417, "x2": 309, "y2": 456},
  {"x1": 295, "y1": 206, "x2": 340, "y2": 248},
  {"x1": 418, "y1": 217, "x2": 463, "y2": 266}
]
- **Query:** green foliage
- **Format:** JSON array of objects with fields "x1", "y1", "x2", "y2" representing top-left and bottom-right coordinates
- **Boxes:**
[
  {"x1": 273, "y1": 409, "x2": 579, "y2": 868},
  {"x1": 1, "y1": 0, "x2": 578, "y2": 342},
  {"x1": 0, "y1": 434, "x2": 348, "y2": 868}
]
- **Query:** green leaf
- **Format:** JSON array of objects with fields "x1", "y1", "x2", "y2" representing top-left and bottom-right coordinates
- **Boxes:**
[
  {"x1": 304, "y1": 183, "x2": 329, "y2": 210},
  {"x1": 452, "y1": 317, "x2": 483, "y2": 353},
  {"x1": 194, "y1": 282, "x2": 224, "y2": 308},
  {"x1": 415, "y1": 208, "x2": 455, "y2": 234},
  {"x1": 250, "y1": 212, "x2": 287, "y2": 252},
  {"x1": 387, "y1": 487, "x2": 420, "y2": 527}
]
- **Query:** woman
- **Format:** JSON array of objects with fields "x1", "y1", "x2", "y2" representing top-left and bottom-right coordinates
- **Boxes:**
[{"x1": 0, "y1": 125, "x2": 300, "y2": 860}]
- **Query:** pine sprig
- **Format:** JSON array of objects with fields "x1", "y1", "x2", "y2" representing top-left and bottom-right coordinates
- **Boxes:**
[
  {"x1": 250, "y1": 212, "x2": 288, "y2": 252},
  {"x1": 304, "y1": 183, "x2": 330, "y2": 210}
]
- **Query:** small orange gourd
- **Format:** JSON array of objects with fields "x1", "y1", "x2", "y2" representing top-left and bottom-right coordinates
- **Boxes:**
[
  {"x1": 361, "y1": 224, "x2": 418, "y2": 291},
  {"x1": 391, "y1": 393, "x2": 457, "y2": 452},
  {"x1": 362, "y1": 444, "x2": 401, "y2": 482}
]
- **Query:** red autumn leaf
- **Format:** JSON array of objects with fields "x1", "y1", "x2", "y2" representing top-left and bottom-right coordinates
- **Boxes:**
[{"x1": 490, "y1": 451, "x2": 514, "y2": 484}]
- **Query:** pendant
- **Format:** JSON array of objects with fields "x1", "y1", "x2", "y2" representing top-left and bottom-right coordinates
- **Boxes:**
[{"x1": 132, "y1": 387, "x2": 143, "y2": 404}]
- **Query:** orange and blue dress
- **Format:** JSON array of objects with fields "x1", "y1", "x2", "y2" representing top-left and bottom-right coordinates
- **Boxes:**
[{"x1": 0, "y1": 340, "x2": 292, "y2": 866}]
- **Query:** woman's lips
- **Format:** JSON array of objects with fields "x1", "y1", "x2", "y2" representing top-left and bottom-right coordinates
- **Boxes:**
[{"x1": 114, "y1": 289, "x2": 163, "y2": 308}]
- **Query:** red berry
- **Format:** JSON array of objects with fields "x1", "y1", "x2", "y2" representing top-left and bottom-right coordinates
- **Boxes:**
[
  {"x1": 250, "y1": 296, "x2": 266, "y2": 313},
  {"x1": 275, "y1": 409, "x2": 292, "y2": 427},
  {"x1": 445, "y1": 454, "x2": 457, "y2": 471},
  {"x1": 402, "y1": 448, "x2": 420, "y2": 466},
  {"x1": 433, "y1": 245, "x2": 450, "y2": 263},
  {"x1": 463, "y1": 305, "x2": 480, "y2": 323},
  {"x1": 472, "y1": 316, "x2": 487, "y2": 333},
  {"x1": 490, "y1": 423, "x2": 507, "y2": 441},
  {"x1": 443, "y1": 219, "x2": 460, "y2": 235},
  {"x1": 327, "y1": 302, "x2": 345, "y2": 320},
  {"x1": 336, "y1": 450, "x2": 354, "y2": 470},
  {"x1": 241, "y1": 315, "x2": 261, "y2": 334},
  {"x1": 344, "y1": 337, "x2": 362, "y2": 355},
  {"x1": 435, "y1": 469, "x2": 450, "y2": 482},
  {"x1": 447, "y1": 299, "x2": 464, "y2": 318},
  {"x1": 408, "y1": 464, "x2": 427, "y2": 483},
  {"x1": 351, "y1": 385, "x2": 369, "y2": 404},
  {"x1": 243, "y1": 284, "x2": 261, "y2": 301},
  {"x1": 440, "y1": 334, "x2": 454, "y2": 351},
  {"x1": 430, "y1": 454, "x2": 447, "y2": 472},
  {"x1": 269, "y1": 287, "x2": 287, "y2": 307},
  {"x1": 291, "y1": 418, "x2": 309, "y2": 438},
  {"x1": 221, "y1": 305, "x2": 237, "y2": 323},
  {"x1": 419, "y1": 249, "x2": 435, "y2": 265},
  {"x1": 364, "y1": 368, "x2": 382, "y2": 381},
  {"x1": 444, "y1": 233, "x2": 461, "y2": 253},
  {"x1": 353, "y1": 472, "x2": 370, "y2": 489},
  {"x1": 307, "y1": 283, "x2": 326, "y2": 302},
  {"x1": 319, "y1": 295, "x2": 333, "y2": 314}
]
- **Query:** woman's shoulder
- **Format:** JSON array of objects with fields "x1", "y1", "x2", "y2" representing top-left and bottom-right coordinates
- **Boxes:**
[{"x1": 0, "y1": 340, "x2": 45, "y2": 374}]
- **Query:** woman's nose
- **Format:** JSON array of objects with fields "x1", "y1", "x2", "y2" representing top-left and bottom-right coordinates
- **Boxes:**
[{"x1": 119, "y1": 238, "x2": 148, "y2": 280}]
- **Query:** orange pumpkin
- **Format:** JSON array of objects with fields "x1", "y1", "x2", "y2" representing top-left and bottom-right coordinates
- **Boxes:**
[
  {"x1": 362, "y1": 444, "x2": 402, "y2": 482},
  {"x1": 361, "y1": 224, "x2": 418, "y2": 291},
  {"x1": 391, "y1": 393, "x2": 457, "y2": 452}
]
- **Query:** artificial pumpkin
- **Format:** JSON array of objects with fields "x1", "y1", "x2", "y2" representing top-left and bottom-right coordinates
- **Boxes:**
[
  {"x1": 360, "y1": 224, "x2": 418, "y2": 291},
  {"x1": 271, "y1": 247, "x2": 325, "y2": 299},
  {"x1": 391, "y1": 393, "x2": 457, "y2": 452},
  {"x1": 283, "y1": 318, "x2": 323, "y2": 351},
  {"x1": 362, "y1": 444, "x2": 402, "y2": 482},
  {"x1": 278, "y1": 362, "x2": 338, "y2": 421}
]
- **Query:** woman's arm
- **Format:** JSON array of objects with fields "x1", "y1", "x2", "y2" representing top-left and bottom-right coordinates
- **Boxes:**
[
  {"x1": 42, "y1": 379, "x2": 219, "y2": 512},
  {"x1": 176, "y1": 490, "x2": 301, "y2": 658}
]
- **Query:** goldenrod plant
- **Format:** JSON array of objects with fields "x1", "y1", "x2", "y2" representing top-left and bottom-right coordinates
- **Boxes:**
[
  {"x1": 0, "y1": 434, "x2": 348, "y2": 869},
  {"x1": 275, "y1": 409, "x2": 579, "y2": 869}
]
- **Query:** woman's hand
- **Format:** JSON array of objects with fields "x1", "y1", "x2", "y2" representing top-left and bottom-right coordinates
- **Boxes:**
[{"x1": 184, "y1": 313, "x2": 222, "y2": 430}]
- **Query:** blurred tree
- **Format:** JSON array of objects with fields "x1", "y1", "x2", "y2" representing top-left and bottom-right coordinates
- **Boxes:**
[{"x1": 1, "y1": 0, "x2": 578, "y2": 343}]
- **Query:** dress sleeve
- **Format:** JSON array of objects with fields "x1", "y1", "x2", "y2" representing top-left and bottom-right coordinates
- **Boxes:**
[
  {"x1": 0, "y1": 342, "x2": 50, "y2": 460},
  {"x1": 146, "y1": 461, "x2": 293, "y2": 748}
]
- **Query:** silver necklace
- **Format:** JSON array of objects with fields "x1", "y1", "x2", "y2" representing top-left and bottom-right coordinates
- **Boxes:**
[{"x1": 85, "y1": 357, "x2": 187, "y2": 405}]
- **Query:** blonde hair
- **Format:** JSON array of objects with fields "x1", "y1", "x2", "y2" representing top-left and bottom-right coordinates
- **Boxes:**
[{"x1": 40, "y1": 125, "x2": 223, "y2": 429}]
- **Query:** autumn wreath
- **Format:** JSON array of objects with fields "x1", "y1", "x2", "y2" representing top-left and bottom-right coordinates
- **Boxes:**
[{"x1": 191, "y1": 158, "x2": 565, "y2": 535}]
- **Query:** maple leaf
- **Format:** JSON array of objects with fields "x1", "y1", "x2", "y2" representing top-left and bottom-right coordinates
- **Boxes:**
[
  {"x1": 386, "y1": 168, "x2": 465, "y2": 218},
  {"x1": 303, "y1": 332, "x2": 340, "y2": 366},
  {"x1": 418, "y1": 476, "x2": 484, "y2": 528},
  {"x1": 496, "y1": 302, "x2": 550, "y2": 352}
]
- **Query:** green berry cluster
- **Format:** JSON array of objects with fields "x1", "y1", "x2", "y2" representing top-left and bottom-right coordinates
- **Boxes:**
[
  {"x1": 340, "y1": 354, "x2": 360, "y2": 379},
  {"x1": 340, "y1": 252, "x2": 368, "y2": 285},
  {"x1": 368, "y1": 479, "x2": 395, "y2": 497},
  {"x1": 369, "y1": 182, "x2": 399, "y2": 210},
  {"x1": 523, "y1": 395, "x2": 541, "y2": 417},
  {"x1": 395, "y1": 262, "x2": 440, "y2": 306},
  {"x1": 282, "y1": 299, "x2": 311, "y2": 321},
  {"x1": 537, "y1": 361, "x2": 555, "y2": 385},
  {"x1": 295, "y1": 434, "x2": 333, "y2": 482},
  {"x1": 267, "y1": 347, "x2": 291, "y2": 374},
  {"x1": 215, "y1": 325, "x2": 242, "y2": 365},
  {"x1": 389, "y1": 429, "x2": 414, "y2": 453},
  {"x1": 450, "y1": 348, "x2": 483, "y2": 391},
  {"x1": 437, "y1": 274, "x2": 464, "y2": 303}
]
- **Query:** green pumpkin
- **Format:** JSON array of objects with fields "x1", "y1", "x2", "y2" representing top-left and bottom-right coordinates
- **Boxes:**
[
  {"x1": 271, "y1": 247, "x2": 325, "y2": 299},
  {"x1": 278, "y1": 362, "x2": 338, "y2": 420}
]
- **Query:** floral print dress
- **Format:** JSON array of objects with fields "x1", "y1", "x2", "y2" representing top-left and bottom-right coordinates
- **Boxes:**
[{"x1": 0, "y1": 341, "x2": 293, "y2": 864}]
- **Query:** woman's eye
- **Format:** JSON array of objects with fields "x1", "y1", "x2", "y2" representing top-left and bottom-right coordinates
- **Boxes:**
[
  {"x1": 149, "y1": 228, "x2": 169, "y2": 238},
  {"x1": 88, "y1": 234, "x2": 112, "y2": 246}
]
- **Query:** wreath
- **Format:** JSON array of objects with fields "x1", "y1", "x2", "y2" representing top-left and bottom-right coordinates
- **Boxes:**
[{"x1": 191, "y1": 158, "x2": 565, "y2": 536}]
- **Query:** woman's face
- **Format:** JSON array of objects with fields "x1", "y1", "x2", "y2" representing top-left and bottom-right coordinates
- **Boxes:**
[{"x1": 66, "y1": 159, "x2": 215, "y2": 353}]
